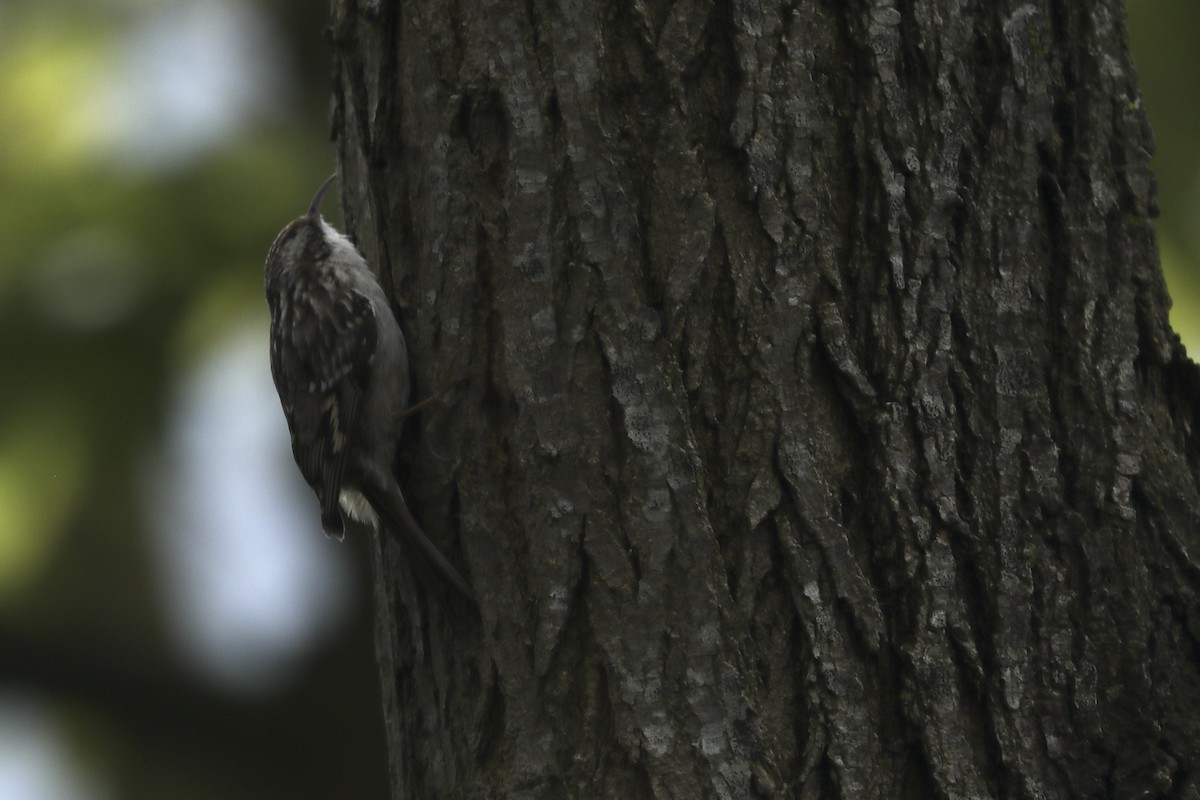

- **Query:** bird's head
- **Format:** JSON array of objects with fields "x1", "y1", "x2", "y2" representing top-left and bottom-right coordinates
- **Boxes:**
[{"x1": 265, "y1": 174, "x2": 338, "y2": 278}]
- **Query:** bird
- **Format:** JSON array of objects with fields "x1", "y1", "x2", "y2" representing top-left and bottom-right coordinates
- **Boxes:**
[{"x1": 264, "y1": 174, "x2": 473, "y2": 601}]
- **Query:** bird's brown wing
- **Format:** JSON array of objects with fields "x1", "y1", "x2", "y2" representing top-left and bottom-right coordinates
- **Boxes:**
[{"x1": 267, "y1": 269, "x2": 377, "y2": 537}]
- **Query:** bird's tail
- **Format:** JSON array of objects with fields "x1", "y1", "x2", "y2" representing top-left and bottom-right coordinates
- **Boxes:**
[{"x1": 360, "y1": 478, "x2": 475, "y2": 603}]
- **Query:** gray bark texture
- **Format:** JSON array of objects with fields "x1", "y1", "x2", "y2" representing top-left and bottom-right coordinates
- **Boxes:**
[{"x1": 328, "y1": 0, "x2": 1200, "y2": 797}]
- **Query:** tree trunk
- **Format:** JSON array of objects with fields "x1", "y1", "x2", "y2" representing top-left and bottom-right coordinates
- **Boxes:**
[{"x1": 328, "y1": 0, "x2": 1200, "y2": 797}]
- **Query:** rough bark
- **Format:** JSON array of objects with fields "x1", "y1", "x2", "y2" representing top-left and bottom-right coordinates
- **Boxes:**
[{"x1": 328, "y1": 0, "x2": 1200, "y2": 797}]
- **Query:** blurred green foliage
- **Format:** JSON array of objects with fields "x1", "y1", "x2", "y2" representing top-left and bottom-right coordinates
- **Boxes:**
[
  {"x1": 0, "y1": 2, "x2": 387, "y2": 798},
  {"x1": 0, "y1": 0, "x2": 1193, "y2": 797},
  {"x1": 0, "y1": 3, "x2": 330, "y2": 602},
  {"x1": 1128, "y1": 0, "x2": 1200, "y2": 351}
]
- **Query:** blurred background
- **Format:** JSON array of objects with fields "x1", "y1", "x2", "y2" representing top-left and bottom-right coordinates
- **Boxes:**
[
  {"x1": 0, "y1": 0, "x2": 387, "y2": 797},
  {"x1": 0, "y1": 1, "x2": 1195, "y2": 798}
]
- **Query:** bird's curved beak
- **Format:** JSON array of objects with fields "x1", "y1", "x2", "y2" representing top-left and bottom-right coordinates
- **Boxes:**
[{"x1": 308, "y1": 174, "x2": 338, "y2": 219}]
